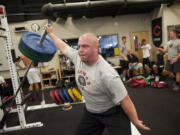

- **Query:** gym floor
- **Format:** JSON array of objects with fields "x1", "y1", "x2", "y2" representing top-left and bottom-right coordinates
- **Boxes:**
[{"x1": 2, "y1": 78, "x2": 180, "y2": 135}]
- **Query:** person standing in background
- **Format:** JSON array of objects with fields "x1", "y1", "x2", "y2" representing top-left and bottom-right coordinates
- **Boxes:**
[
  {"x1": 157, "y1": 29, "x2": 180, "y2": 91},
  {"x1": 119, "y1": 36, "x2": 129, "y2": 82},
  {"x1": 141, "y1": 39, "x2": 153, "y2": 80},
  {"x1": 16, "y1": 55, "x2": 44, "y2": 100}
]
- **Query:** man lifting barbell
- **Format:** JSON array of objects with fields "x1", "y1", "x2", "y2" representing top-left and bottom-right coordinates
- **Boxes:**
[{"x1": 45, "y1": 25, "x2": 150, "y2": 135}]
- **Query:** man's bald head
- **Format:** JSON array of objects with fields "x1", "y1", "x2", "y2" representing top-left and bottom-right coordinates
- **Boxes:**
[
  {"x1": 78, "y1": 33, "x2": 99, "y2": 48},
  {"x1": 77, "y1": 33, "x2": 99, "y2": 65}
]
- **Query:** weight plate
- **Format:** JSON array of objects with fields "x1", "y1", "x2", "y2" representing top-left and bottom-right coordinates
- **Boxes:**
[
  {"x1": 72, "y1": 88, "x2": 83, "y2": 102},
  {"x1": 59, "y1": 90, "x2": 67, "y2": 103},
  {"x1": 63, "y1": 89, "x2": 73, "y2": 103},
  {"x1": 68, "y1": 88, "x2": 76, "y2": 102},
  {"x1": 54, "y1": 90, "x2": 63, "y2": 104},
  {"x1": 19, "y1": 43, "x2": 54, "y2": 62},
  {"x1": 50, "y1": 90, "x2": 58, "y2": 104},
  {"x1": 20, "y1": 32, "x2": 56, "y2": 56},
  {"x1": 20, "y1": 39, "x2": 53, "y2": 57}
]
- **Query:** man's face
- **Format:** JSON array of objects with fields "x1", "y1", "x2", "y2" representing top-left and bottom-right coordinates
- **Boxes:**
[
  {"x1": 122, "y1": 38, "x2": 126, "y2": 44},
  {"x1": 142, "y1": 40, "x2": 146, "y2": 45},
  {"x1": 169, "y1": 31, "x2": 176, "y2": 39},
  {"x1": 78, "y1": 36, "x2": 98, "y2": 63}
]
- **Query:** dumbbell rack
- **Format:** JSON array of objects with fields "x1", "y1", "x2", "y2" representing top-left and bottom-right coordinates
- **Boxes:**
[{"x1": 0, "y1": 5, "x2": 43, "y2": 133}]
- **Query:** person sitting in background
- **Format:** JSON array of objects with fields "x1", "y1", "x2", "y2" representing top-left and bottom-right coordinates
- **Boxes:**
[
  {"x1": 127, "y1": 51, "x2": 143, "y2": 78},
  {"x1": 16, "y1": 55, "x2": 44, "y2": 100},
  {"x1": 152, "y1": 46, "x2": 166, "y2": 81},
  {"x1": 0, "y1": 75, "x2": 8, "y2": 98},
  {"x1": 119, "y1": 36, "x2": 129, "y2": 82},
  {"x1": 141, "y1": 39, "x2": 153, "y2": 80}
]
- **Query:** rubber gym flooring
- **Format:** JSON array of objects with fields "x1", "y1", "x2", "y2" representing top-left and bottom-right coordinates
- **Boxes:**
[{"x1": 2, "y1": 79, "x2": 180, "y2": 135}]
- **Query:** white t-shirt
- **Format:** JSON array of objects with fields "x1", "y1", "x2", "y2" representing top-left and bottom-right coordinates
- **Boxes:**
[
  {"x1": 141, "y1": 44, "x2": 151, "y2": 58},
  {"x1": 0, "y1": 76, "x2": 5, "y2": 84},
  {"x1": 65, "y1": 47, "x2": 127, "y2": 113}
]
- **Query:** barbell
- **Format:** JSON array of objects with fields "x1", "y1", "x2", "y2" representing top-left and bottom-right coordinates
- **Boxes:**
[{"x1": 18, "y1": 26, "x2": 57, "y2": 62}]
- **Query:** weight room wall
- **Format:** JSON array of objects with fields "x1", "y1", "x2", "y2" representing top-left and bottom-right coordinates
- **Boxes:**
[
  {"x1": 151, "y1": 3, "x2": 180, "y2": 48},
  {"x1": 52, "y1": 13, "x2": 152, "y2": 65},
  {"x1": 163, "y1": 3, "x2": 180, "y2": 47},
  {"x1": 0, "y1": 13, "x2": 152, "y2": 78}
]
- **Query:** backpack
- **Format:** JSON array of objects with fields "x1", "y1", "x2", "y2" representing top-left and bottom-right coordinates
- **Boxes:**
[
  {"x1": 151, "y1": 81, "x2": 168, "y2": 88},
  {"x1": 130, "y1": 75, "x2": 149, "y2": 88}
]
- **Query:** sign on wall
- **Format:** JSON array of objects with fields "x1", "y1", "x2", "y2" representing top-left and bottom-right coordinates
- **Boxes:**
[
  {"x1": 152, "y1": 17, "x2": 162, "y2": 47},
  {"x1": 134, "y1": 36, "x2": 138, "y2": 51}
]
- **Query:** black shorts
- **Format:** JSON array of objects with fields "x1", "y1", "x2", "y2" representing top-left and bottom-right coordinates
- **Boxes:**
[
  {"x1": 143, "y1": 57, "x2": 151, "y2": 67},
  {"x1": 0, "y1": 84, "x2": 3, "y2": 97},
  {"x1": 75, "y1": 106, "x2": 131, "y2": 135},
  {"x1": 153, "y1": 64, "x2": 164, "y2": 75},
  {"x1": 120, "y1": 60, "x2": 129, "y2": 70},
  {"x1": 157, "y1": 65, "x2": 164, "y2": 74},
  {"x1": 166, "y1": 59, "x2": 180, "y2": 73}
]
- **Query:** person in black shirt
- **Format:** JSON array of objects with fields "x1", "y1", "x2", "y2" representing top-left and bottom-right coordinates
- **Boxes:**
[
  {"x1": 152, "y1": 47, "x2": 166, "y2": 81},
  {"x1": 127, "y1": 51, "x2": 143, "y2": 77}
]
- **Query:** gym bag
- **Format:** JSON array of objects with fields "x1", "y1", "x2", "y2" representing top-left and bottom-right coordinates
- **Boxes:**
[
  {"x1": 151, "y1": 81, "x2": 168, "y2": 88},
  {"x1": 130, "y1": 75, "x2": 149, "y2": 88}
]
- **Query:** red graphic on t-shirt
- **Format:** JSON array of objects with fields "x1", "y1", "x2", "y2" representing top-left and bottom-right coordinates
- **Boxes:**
[{"x1": 77, "y1": 69, "x2": 91, "y2": 89}]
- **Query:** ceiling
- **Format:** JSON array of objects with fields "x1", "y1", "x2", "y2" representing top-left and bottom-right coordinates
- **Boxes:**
[{"x1": 0, "y1": 0, "x2": 179, "y2": 23}]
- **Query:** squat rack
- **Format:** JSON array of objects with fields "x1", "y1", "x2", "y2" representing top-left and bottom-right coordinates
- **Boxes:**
[{"x1": 0, "y1": 5, "x2": 43, "y2": 133}]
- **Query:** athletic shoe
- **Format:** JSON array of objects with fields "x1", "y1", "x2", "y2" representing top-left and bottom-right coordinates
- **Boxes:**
[
  {"x1": 173, "y1": 84, "x2": 179, "y2": 91},
  {"x1": 147, "y1": 75, "x2": 154, "y2": 80},
  {"x1": 125, "y1": 78, "x2": 131, "y2": 84},
  {"x1": 155, "y1": 76, "x2": 160, "y2": 81},
  {"x1": 122, "y1": 77, "x2": 126, "y2": 82}
]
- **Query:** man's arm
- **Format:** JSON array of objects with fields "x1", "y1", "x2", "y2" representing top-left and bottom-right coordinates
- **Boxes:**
[
  {"x1": 157, "y1": 47, "x2": 168, "y2": 53},
  {"x1": 171, "y1": 44, "x2": 180, "y2": 63},
  {"x1": 175, "y1": 53, "x2": 180, "y2": 59},
  {"x1": 149, "y1": 49, "x2": 152, "y2": 61},
  {"x1": 45, "y1": 26, "x2": 70, "y2": 55},
  {"x1": 171, "y1": 53, "x2": 180, "y2": 64},
  {"x1": 102, "y1": 70, "x2": 150, "y2": 131},
  {"x1": 120, "y1": 95, "x2": 151, "y2": 131},
  {"x1": 119, "y1": 50, "x2": 128, "y2": 61},
  {"x1": 41, "y1": 63, "x2": 45, "y2": 68},
  {"x1": 0, "y1": 76, "x2": 8, "y2": 87},
  {"x1": 16, "y1": 58, "x2": 26, "y2": 70},
  {"x1": 163, "y1": 54, "x2": 167, "y2": 70}
]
